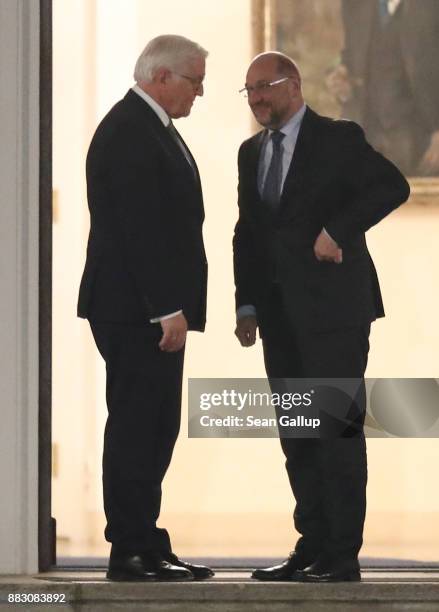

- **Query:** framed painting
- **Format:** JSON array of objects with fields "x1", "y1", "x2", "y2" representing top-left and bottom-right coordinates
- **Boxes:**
[{"x1": 251, "y1": 0, "x2": 439, "y2": 202}]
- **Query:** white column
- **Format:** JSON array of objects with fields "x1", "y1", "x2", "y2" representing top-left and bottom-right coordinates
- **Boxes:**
[{"x1": 0, "y1": 0, "x2": 40, "y2": 574}]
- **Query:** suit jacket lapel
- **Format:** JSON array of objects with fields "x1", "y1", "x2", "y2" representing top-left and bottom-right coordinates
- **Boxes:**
[
  {"x1": 123, "y1": 90, "x2": 200, "y2": 186},
  {"x1": 278, "y1": 106, "x2": 320, "y2": 216},
  {"x1": 172, "y1": 127, "x2": 202, "y2": 188}
]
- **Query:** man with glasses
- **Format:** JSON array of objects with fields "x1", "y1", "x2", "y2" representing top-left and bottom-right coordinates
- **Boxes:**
[
  {"x1": 78, "y1": 35, "x2": 212, "y2": 581},
  {"x1": 233, "y1": 52, "x2": 409, "y2": 582}
]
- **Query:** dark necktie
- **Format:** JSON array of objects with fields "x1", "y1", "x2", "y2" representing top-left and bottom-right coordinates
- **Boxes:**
[
  {"x1": 262, "y1": 130, "x2": 285, "y2": 210},
  {"x1": 167, "y1": 121, "x2": 197, "y2": 179}
]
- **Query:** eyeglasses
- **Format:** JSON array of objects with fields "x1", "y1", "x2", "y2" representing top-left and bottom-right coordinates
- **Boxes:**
[
  {"x1": 239, "y1": 76, "x2": 294, "y2": 97},
  {"x1": 173, "y1": 72, "x2": 204, "y2": 91}
]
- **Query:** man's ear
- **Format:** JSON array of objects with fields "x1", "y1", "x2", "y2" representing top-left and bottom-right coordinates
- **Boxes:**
[
  {"x1": 154, "y1": 67, "x2": 171, "y2": 86},
  {"x1": 290, "y1": 76, "x2": 301, "y2": 96}
]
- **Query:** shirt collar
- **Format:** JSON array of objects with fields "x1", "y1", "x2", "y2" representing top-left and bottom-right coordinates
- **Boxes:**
[
  {"x1": 388, "y1": 0, "x2": 402, "y2": 15},
  {"x1": 132, "y1": 84, "x2": 170, "y2": 127},
  {"x1": 270, "y1": 103, "x2": 307, "y2": 140}
]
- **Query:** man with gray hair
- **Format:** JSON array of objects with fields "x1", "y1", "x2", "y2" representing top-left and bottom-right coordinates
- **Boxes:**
[{"x1": 78, "y1": 34, "x2": 212, "y2": 581}]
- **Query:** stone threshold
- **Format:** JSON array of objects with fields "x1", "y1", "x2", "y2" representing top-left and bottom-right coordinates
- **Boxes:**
[{"x1": 1, "y1": 570, "x2": 439, "y2": 611}]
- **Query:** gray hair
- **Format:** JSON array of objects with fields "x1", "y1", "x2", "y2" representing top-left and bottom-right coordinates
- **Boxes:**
[{"x1": 134, "y1": 34, "x2": 208, "y2": 83}]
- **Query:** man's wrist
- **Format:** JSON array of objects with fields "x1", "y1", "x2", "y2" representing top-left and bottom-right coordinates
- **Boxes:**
[
  {"x1": 150, "y1": 309, "x2": 182, "y2": 323},
  {"x1": 237, "y1": 305, "x2": 256, "y2": 320}
]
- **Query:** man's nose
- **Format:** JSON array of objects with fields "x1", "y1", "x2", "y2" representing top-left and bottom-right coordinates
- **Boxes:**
[{"x1": 196, "y1": 83, "x2": 204, "y2": 97}]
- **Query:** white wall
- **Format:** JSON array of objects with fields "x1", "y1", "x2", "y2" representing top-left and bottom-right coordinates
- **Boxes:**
[{"x1": 52, "y1": 0, "x2": 100, "y2": 549}]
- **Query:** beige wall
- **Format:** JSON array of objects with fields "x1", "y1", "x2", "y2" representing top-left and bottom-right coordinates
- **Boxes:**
[
  {"x1": 53, "y1": 0, "x2": 439, "y2": 560},
  {"x1": 52, "y1": 0, "x2": 97, "y2": 549}
]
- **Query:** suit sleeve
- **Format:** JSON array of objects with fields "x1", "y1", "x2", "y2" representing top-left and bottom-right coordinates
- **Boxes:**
[
  {"x1": 104, "y1": 123, "x2": 185, "y2": 319},
  {"x1": 233, "y1": 143, "x2": 258, "y2": 311},
  {"x1": 325, "y1": 122, "x2": 410, "y2": 246}
]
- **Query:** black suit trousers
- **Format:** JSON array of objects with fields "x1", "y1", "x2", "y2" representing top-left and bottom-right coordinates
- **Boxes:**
[
  {"x1": 261, "y1": 286, "x2": 369, "y2": 561},
  {"x1": 89, "y1": 321, "x2": 184, "y2": 554}
]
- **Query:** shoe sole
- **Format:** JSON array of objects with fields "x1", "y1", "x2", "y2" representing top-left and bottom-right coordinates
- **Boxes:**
[
  {"x1": 156, "y1": 576, "x2": 194, "y2": 582},
  {"x1": 251, "y1": 575, "x2": 298, "y2": 581},
  {"x1": 300, "y1": 573, "x2": 361, "y2": 582},
  {"x1": 192, "y1": 575, "x2": 214, "y2": 580},
  {"x1": 106, "y1": 572, "x2": 194, "y2": 582},
  {"x1": 106, "y1": 572, "x2": 156, "y2": 582},
  {"x1": 252, "y1": 569, "x2": 307, "y2": 581}
]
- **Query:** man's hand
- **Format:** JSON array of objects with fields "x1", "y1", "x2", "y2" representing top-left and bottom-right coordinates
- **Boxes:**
[
  {"x1": 325, "y1": 64, "x2": 353, "y2": 104},
  {"x1": 314, "y1": 229, "x2": 343, "y2": 263},
  {"x1": 235, "y1": 315, "x2": 258, "y2": 347},
  {"x1": 159, "y1": 313, "x2": 188, "y2": 352},
  {"x1": 418, "y1": 131, "x2": 439, "y2": 176}
]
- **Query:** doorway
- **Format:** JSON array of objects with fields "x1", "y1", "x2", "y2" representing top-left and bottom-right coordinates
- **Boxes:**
[{"x1": 48, "y1": 0, "x2": 439, "y2": 568}]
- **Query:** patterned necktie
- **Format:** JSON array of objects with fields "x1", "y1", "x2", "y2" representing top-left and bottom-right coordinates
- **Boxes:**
[
  {"x1": 262, "y1": 130, "x2": 285, "y2": 210},
  {"x1": 167, "y1": 121, "x2": 197, "y2": 179}
]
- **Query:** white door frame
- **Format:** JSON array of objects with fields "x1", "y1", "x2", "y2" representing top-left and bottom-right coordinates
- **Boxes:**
[{"x1": 0, "y1": 0, "x2": 42, "y2": 574}]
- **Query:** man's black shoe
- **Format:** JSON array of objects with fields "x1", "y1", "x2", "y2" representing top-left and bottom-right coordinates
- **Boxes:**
[
  {"x1": 106, "y1": 553, "x2": 157, "y2": 581},
  {"x1": 148, "y1": 560, "x2": 194, "y2": 581},
  {"x1": 107, "y1": 552, "x2": 193, "y2": 581},
  {"x1": 165, "y1": 552, "x2": 215, "y2": 579},
  {"x1": 293, "y1": 557, "x2": 361, "y2": 582},
  {"x1": 251, "y1": 551, "x2": 314, "y2": 581}
]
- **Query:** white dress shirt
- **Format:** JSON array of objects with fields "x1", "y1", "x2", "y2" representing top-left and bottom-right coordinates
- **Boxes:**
[{"x1": 387, "y1": 0, "x2": 402, "y2": 16}]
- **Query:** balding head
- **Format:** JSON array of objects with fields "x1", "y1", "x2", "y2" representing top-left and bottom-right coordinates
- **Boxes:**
[
  {"x1": 245, "y1": 52, "x2": 303, "y2": 129},
  {"x1": 248, "y1": 52, "x2": 301, "y2": 83}
]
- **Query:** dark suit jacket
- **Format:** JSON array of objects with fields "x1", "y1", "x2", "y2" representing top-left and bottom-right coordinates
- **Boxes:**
[
  {"x1": 340, "y1": 0, "x2": 439, "y2": 134},
  {"x1": 77, "y1": 89, "x2": 207, "y2": 331},
  {"x1": 233, "y1": 107, "x2": 410, "y2": 334}
]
